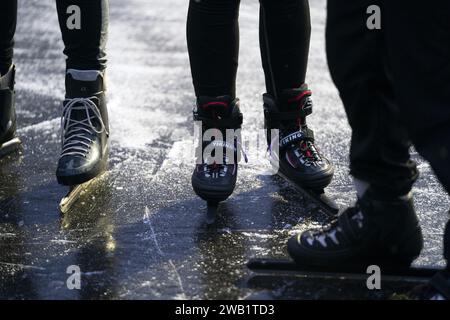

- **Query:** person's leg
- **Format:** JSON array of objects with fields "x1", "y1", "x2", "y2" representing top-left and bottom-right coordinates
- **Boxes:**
[
  {"x1": 0, "y1": 0, "x2": 17, "y2": 75},
  {"x1": 259, "y1": 0, "x2": 333, "y2": 191},
  {"x1": 326, "y1": 0, "x2": 417, "y2": 197},
  {"x1": 56, "y1": 0, "x2": 108, "y2": 71},
  {"x1": 0, "y1": 0, "x2": 19, "y2": 153},
  {"x1": 187, "y1": 0, "x2": 240, "y2": 98},
  {"x1": 287, "y1": 0, "x2": 423, "y2": 268},
  {"x1": 384, "y1": 0, "x2": 450, "y2": 298},
  {"x1": 55, "y1": 0, "x2": 110, "y2": 185},
  {"x1": 384, "y1": 0, "x2": 450, "y2": 194},
  {"x1": 187, "y1": 0, "x2": 244, "y2": 207},
  {"x1": 259, "y1": 0, "x2": 310, "y2": 98}
]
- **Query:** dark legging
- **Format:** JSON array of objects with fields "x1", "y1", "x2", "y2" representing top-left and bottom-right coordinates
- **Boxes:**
[
  {"x1": 187, "y1": 0, "x2": 311, "y2": 99},
  {"x1": 0, "y1": 0, "x2": 108, "y2": 74}
]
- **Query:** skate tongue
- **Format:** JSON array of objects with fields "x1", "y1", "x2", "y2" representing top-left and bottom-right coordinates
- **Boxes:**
[
  {"x1": 62, "y1": 97, "x2": 105, "y2": 135},
  {"x1": 197, "y1": 96, "x2": 233, "y2": 119},
  {"x1": 280, "y1": 85, "x2": 312, "y2": 112}
]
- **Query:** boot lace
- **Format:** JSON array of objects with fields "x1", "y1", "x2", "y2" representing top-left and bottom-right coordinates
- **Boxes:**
[{"x1": 60, "y1": 97, "x2": 108, "y2": 159}]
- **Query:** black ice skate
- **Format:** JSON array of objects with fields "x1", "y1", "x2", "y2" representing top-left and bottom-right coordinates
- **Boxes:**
[
  {"x1": 0, "y1": 64, "x2": 21, "y2": 158},
  {"x1": 287, "y1": 190, "x2": 424, "y2": 271},
  {"x1": 191, "y1": 96, "x2": 245, "y2": 223},
  {"x1": 56, "y1": 70, "x2": 109, "y2": 213},
  {"x1": 264, "y1": 84, "x2": 337, "y2": 214}
]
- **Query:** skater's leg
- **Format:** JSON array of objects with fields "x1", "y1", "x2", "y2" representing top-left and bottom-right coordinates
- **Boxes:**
[
  {"x1": 0, "y1": 0, "x2": 17, "y2": 75},
  {"x1": 260, "y1": 0, "x2": 333, "y2": 190},
  {"x1": 259, "y1": 0, "x2": 310, "y2": 98},
  {"x1": 187, "y1": 0, "x2": 244, "y2": 207},
  {"x1": 56, "y1": 0, "x2": 108, "y2": 71},
  {"x1": 0, "y1": 1, "x2": 19, "y2": 152},
  {"x1": 383, "y1": 0, "x2": 450, "y2": 299},
  {"x1": 326, "y1": 0, "x2": 417, "y2": 197},
  {"x1": 55, "y1": 0, "x2": 110, "y2": 185},
  {"x1": 287, "y1": 0, "x2": 424, "y2": 267},
  {"x1": 187, "y1": 0, "x2": 240, "y2": 98},
  {"x1": 383, "y1": 0, "x2": 450, "y2": 194}
]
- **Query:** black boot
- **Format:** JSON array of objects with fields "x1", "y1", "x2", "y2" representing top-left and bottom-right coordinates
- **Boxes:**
[
  {"x1": 0, "y1": 64, "x2": 17, "y2": 146},
  {"x1": 288, "y1": 190, "x2": 423, "y2": 268},
  {"x1": 191, "y1": 96, "x2": 244, "y2": 203},
  {"x1": 264, "y1": 84, "x2": 333, "y2": 190},
  {"x1": 56, "y1": 70, "x2": 109, "y2": 186}
]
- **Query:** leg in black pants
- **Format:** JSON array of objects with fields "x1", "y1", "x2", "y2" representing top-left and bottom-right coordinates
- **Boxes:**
[
  {"x1": 289, "y1": 0, "x2": 450, "y2": 299},
  {"x1": 0, "y1": 0, "x2": 16, "y2": 75},
  {"x1": 187, "y1": 0, "x2": 240, "y2": 98},
  {"x1": 188, "y1": 0, "x2": 334, "y2": 207},
  {"x1": 56, "y1": 0, "x2": 109, "y2": 71},
  {"x1": 0, "y1": 0, "x2": 108, "y2": 73},
  {"x1": 384, "y1": 0, "x2": 450, "y2": 297},
  {"x1": 0, "y1": 1, "x2": 110, "y2": 179},
  {"x1": 55, "y1": 0, "x2": 110, "y2": 186},
  {"x1": 187, "y1": 0, "x2": 311, "y2": 99},
  {"x1": 259, "y1": 0, "x2": 311, "y2": 98},
  {"x1": 0, "y1": 0, "x2": 18, "y2": 150},
  {"x1": 326, "y1": 0, "x2": 417, "y2": 197}
]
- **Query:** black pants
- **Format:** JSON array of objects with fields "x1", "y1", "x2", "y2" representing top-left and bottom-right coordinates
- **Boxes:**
[
  {"x1": 0, "y1": 0, "x2": 108, "y2": 74},
  {"x1": 187, "y1": 0, "x2": 311, "y2": 99},
  {"x1": 327, "y1": 0, "x2": 450, "y2": 197}
]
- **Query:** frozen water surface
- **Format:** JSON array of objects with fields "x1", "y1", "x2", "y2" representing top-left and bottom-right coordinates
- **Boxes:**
[{"x1": 0, "y1": 0, "x2": 448, "y2": 299}]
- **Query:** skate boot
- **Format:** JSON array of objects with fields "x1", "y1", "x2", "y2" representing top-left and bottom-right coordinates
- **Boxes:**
[
  {"x1": 264, "y1": 84, "x2": 336, "y2": 212},
  {"x1": 287, "y1": 189, "x2": 424, "y2": 270},
  {"x1": 191, "y1": 96, "x2": 244, "y2": 221},
  {"x1": 0, "y1": 64, "x2": 21, "y2": 158},
  {"x1": 56, "y1": 69, "x2": 109, "y2": 186}
]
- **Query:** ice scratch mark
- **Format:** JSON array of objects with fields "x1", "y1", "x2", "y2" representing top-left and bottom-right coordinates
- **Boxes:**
[
  {"x1": 0, "y1": 262, "x2": 46, "y2": 271},
  {"x1": 143, "y1": 206, "x2": 164, "y2": 256},
  {"x1": 50, "y1": 239, "x2": 77, "y2": 244},
  {"x1": 143, "y1": 206, "x2": 187, "y2": 299},
  {"x1": 0, "y1": 233, "x2": 16, "y2": 238}
]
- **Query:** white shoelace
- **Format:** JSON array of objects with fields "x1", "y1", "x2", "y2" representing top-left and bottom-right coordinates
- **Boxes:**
[{"x1": 60, "y1": 97, "x2": 108, "y2": 159}]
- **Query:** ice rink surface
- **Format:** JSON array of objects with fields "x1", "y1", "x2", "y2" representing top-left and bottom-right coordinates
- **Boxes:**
[{"x1": 0, "y1": 0, "x2": 448, "y2": 299}]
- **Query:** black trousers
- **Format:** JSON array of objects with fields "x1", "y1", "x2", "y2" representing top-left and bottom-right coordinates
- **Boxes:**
[
  {"x1": 327, "y1": 0, "x2": 450, "y2": 264},
  {"x1": 327, "y1": 0, "x2": 450, "y2": 197},
  {"x1": 0, "y1": 0, "x2": 108, "y2": 74},
  {"x1": 187, "y1": 0, "x2": 311, "y2": 99}
]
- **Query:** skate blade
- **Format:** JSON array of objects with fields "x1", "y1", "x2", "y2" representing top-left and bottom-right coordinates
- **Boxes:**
[
  {"x1": 59, "y1": 173, "x2": 105, "y2": 214},
  {"x1": 206, "y1": 202, "x2": 219, "y2": 225},
  {"x1": 277, "y1": 172, "x2": 340, "y2": 216},
  {"x1": 247, "y1": 258, "x2": 441, "y2": 281},
  {"x1": 0, "y1": 137, "x2": 22, "y2": 159}
]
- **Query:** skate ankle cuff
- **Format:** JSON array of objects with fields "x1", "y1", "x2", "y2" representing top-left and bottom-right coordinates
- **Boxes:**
[
  {"x1": 67, "y1": 69, "x2": 103, "y2": 82},
  {"x1": 430, "y1": 270, "x2": 450, "y2": 299},
  {"x1": 263, "y1": 92, "x2": 313, "y2": 129},
  {"x1": 263, "y1": 106, "x2": 312, "y2": 128},
  {"x1": 193, "y1": 110, "x2": 243, "y2": 129}
]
